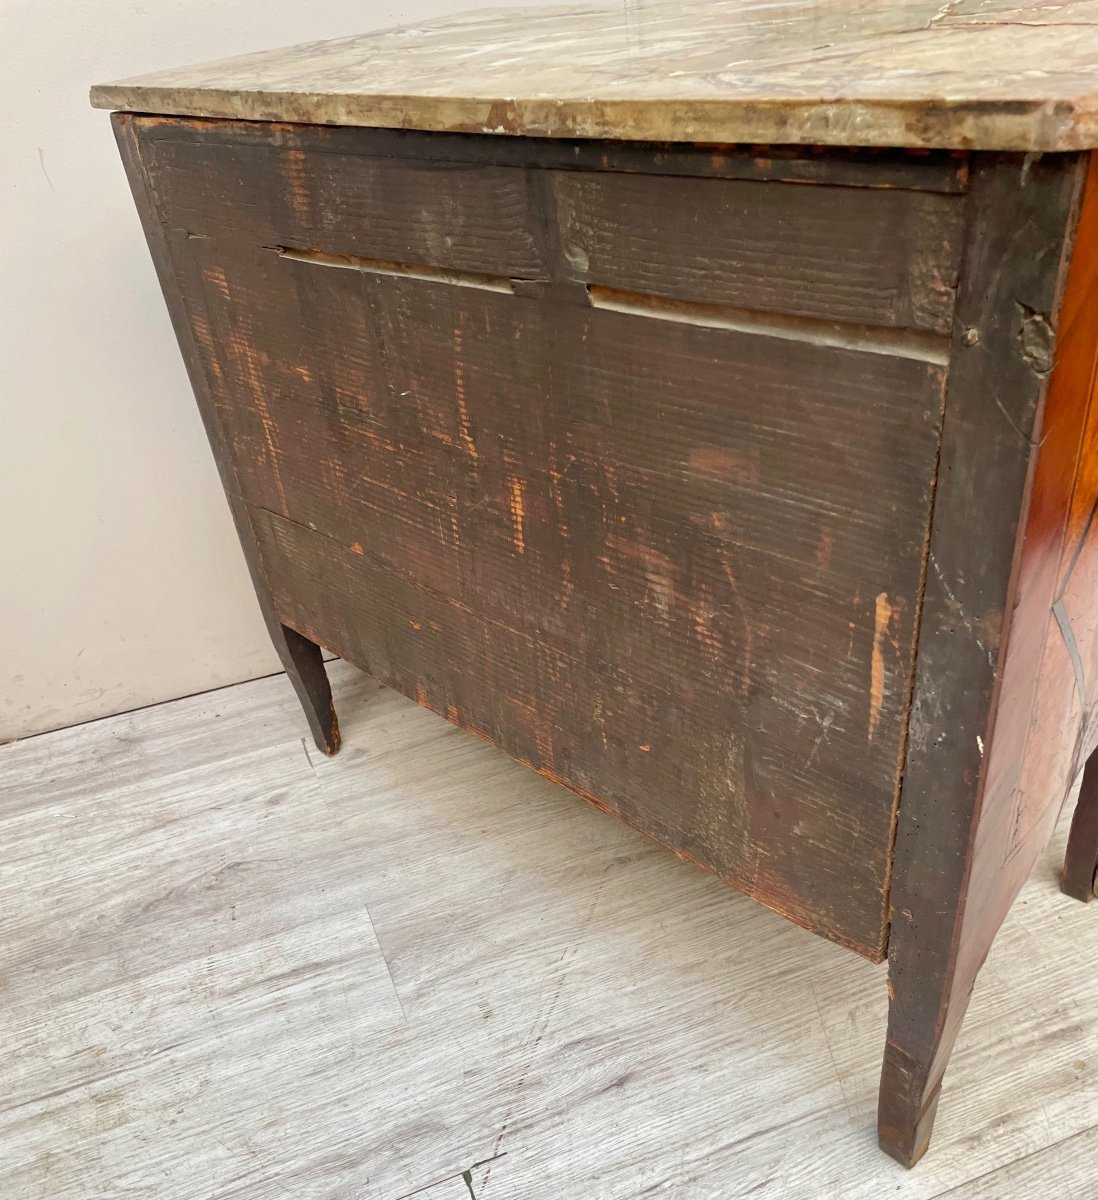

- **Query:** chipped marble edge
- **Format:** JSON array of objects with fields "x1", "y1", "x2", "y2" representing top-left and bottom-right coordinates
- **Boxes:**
[{"x1": 89, "y1": 84, "x2": 1098, "y2": 151}]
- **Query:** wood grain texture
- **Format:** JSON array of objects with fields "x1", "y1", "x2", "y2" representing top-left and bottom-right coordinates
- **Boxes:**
[
  {"x1": 1064, "y1": 755, "x2": 1098, "y2": 901},
  {"x1": 1051, "y1": 156, "x2": 1098, "y2": 903},
  {"x1": 145, "y1": 132, "x2": 546, "y2": 281},
  {"x1": 90, "y1": 0, "x2": 1098, "y2": 151},
  {"x1": 126, "y1": 116, "x2": 962, "y2": 959},
  {"x1": 143, "y1": 119, "x2": 963, "y2": 335},
  {"x1": 127, "y1": 114, "x2": 972, "y2": 193},
  {"x1": 250, "y1": 500, "x2": 909, "y2": 958},
  {"x1": 552, "y1": 170, "x2": 962, "y2": 332},
  {"x1": 3, "y1": 661, "x2": 1097, "y2": 1199},
  {"x1": 880, "y1": 151, "x2": 1092, "y2": 1165}
]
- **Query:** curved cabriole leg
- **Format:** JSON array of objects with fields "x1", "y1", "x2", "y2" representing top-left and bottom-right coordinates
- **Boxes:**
[
  {"x1": 878, "y1": 1051, "x2": 943, "y2": 1169},
  {"x1": 276, "y1": 623, "x2": 340, "y2": 756},
  {"x1": 878, "y1": 909, "x2": 972, "y2": 1168},
  {"x1": 880, "y1": 741, "x2": 1098, "y2": 1170},
  {"x1": 878, "y1": 1011, "x2": 955, "y2": 1168},
  {"x1": 1063, "y1": 752, "x2": 1098, "y2": 901}
]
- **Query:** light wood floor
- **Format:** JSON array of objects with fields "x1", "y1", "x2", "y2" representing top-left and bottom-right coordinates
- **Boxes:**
[{"x1": 3, "y1": 660, "x2": 1097, "y2": 1199}]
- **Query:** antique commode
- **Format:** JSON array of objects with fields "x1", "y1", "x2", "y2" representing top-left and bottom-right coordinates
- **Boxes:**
[{"x1": 92, "y1": 0, "x2": 1098, "y2": 1166}]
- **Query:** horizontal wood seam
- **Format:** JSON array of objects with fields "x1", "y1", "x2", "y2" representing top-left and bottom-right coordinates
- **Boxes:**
[
  {"x1": 268, "y1": 243, "x2": 954, "y2": 361},
  {"x1": 586, "y1": 286, "x2": 952, "y2": 364},
  {"x1": 123, "y1": 118, "x2": 971, "y2": 193}
]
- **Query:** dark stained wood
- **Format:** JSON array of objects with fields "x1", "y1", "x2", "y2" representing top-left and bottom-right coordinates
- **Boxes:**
[
  {"x1": 552, "y1": 170, "x2": 963, "y2": 332},
  {"x1": 172, "y1": 245, "x2": 946, "y2": 624},
  {"x1": 250, "y1": 497, "x2": 897, "y2": 954},
  {"x1": 278, "y1": 623, "x2": 340, "y2": 756},
  {"x1": 113, "y1": 113, "x2": 340, "y2": 756},
  {"x1": 1064, "y1": 753, "x2": 1098, "y2": 901},
  {"x1": 125, "y1": 115, "x2": 964, "y2": 959},
  {"x1": 144, "y1": 135, "x2": 546, "y2": 280},
  {"x1": 140, "y1": 118, "x2": 964, "y2": 338},
  {"x1": 130, "y1": 114, "x2": 971, "y2": 193},
  {"x1": 880, "y1": 151, "x2": 1093, "y2": 1167}
]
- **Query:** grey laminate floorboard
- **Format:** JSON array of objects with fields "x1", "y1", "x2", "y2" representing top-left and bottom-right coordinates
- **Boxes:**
[{"x1": 2, "y1": 661, "x2": 1095, "y2": 1199}]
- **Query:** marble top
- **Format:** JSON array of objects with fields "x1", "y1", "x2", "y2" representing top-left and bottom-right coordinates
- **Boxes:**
[{"x1": 91, "y1": 0, "x2": 1098, "y2": 151}]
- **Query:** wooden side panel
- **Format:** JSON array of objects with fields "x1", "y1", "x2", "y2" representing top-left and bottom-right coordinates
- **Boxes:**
[
  {"x1": 178, "y1": 243, "x2": 945, "y2": 612},
  {"x1": 939, "y1": 151, "x2": 1098, "y2": 1022},
  {"x1": 130, "y1": 116, "x2": 960, "y2": 958},
  {"x1": 998, "y1": 156, "x2": 1098, "y2": 864}
]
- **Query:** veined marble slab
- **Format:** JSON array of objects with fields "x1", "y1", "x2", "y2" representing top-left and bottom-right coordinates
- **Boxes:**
[{"x1": 91, "y1": 0, "x2": 1098, "y2": 150}]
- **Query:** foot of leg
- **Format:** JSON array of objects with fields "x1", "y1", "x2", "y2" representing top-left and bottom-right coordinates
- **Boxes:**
[
  {"x1": 1063, "y1": 751, "x2": 1098, "y2": 902},
  {"x1": 878, "y1": 1047, "x2": 944, "y2": 1168},
  {"x1": 277, "y1": 624, "x2": 340, "y2": 756}
]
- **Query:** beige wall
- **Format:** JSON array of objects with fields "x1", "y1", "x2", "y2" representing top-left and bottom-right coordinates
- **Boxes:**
[{"x1": 0, "y1": 0, "x2": 550, "y2": 740}]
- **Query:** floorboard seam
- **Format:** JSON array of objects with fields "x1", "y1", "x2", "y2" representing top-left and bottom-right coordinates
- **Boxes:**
[{"x1": 925, "y1": 1121, "x2": 1098, "y2": 1198}]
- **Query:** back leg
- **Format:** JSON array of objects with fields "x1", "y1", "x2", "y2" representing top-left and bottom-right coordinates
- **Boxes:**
[
  {"x1": 276, "y1": 623, "x2": 340, "y2": 756},
  {"x1": 1063, "y1": 750, "x2": 1098, "y2": 902}
]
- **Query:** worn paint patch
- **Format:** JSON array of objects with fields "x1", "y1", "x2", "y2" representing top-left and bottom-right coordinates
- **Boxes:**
[
  {"x1": 201, "y1": 264, "x2": 231, "y2": 301},
  {"x1": 453, "y1": 326, "x2": 478, "y2": 460},
  {"x1": 815, "y1": 528, "x2": 835, "y2": 580},
  {"x1": 869, "y1": 592, "x2": 894, "y2": 741},
  {"x1": 533, "y1": 724, "x2": 556, "y2": 766},
  {"x1": 283, "y1": 148, "x2": 311, "y2": 222},
  {"x1": 605, "y1": 534, "x2": 676, "y2": 616},
  {"x1": 507, "y1": 476, "x2": 526, "y2": 554},
  {"x1": 688, "y1": 445, "x2": 760, "y2": 484},
  {"x1": 711, "y1": 513, "x2": 753, "y2": 695},
  {"x1": 230, "y1": 329, "x2": 288, "y2": 517}
]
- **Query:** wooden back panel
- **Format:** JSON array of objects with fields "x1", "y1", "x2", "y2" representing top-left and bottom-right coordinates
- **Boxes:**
[{"x1": 126, "y1": 116, "x2": 965, "y2": 958}]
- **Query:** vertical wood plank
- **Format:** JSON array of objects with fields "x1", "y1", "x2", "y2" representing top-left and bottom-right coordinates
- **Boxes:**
[{"x1": 880, "y1": 150, "x2": 1090, "y2": 1165}]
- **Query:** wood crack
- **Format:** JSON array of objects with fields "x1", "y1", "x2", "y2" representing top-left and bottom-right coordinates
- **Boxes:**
[
  {"x1": 586, "y1": 285, "x2": 951, "y2": 363},
  {"x1": 270, "y1": 245, "x2": 538, "y2": 294},
  {"x1": 270, "y1": 246, "x2": 952, "y2": 363},
  {"x1": 1053, "y1": 598, "x2": 1087, "y2": 708}
]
